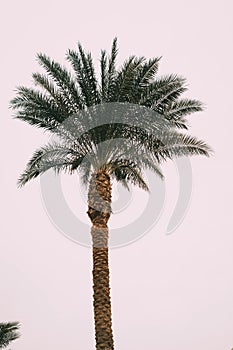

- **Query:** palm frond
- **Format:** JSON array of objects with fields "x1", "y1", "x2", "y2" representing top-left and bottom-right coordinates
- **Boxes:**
[
  {"x1": 137, "y1": 57, "x2": 161, "y2": 87},
  {"x1": 140, "y1": 74, "x2": 186, "y2": 109},
  {"x1": 10, "y1": 86, "x2": 66, "y2": 130},
  {"x1": 0, "y1": 322, "x2": 20, "y2": 349},
  {"x1": 32, "y1": 72, "x2": 72, "y2": 114},
  {"x1": 67, "y1": 47, "x2": 99, "y2": 106},
  {"x1": 111, "y1": 56, "x2": 145, "y2": 102},
  {"x1": 37, "y1": 53, "x2": 83, "y2": 111},
  {"x1": 130, "y1": 153, "x2": 164, "y2": 179},
  {"x1": 100, "y1": 50, "x2": 108, "y2": 100},
  {"x1": 17, "y1": 143, "x2": 84, "y2": 187},
  {"x1": 111, "y1": 159, "x2": 149, "y2": 191},
  {"x1": 166, "y1": 98, "x2": 204, "y2": 119},
  {"x1": 154, "y1": 131, "x2": 212, "y2": 160},
  {"x1": 106, "y1": 37, "x2": 118, "y2": 100},
  {"x1": 77, "y1": 43, "x2": 100, "y2": 104}
]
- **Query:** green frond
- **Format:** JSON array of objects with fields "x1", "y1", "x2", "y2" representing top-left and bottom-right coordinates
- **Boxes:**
[
  {"x1": 10, "y1": 86, "x2": 66, "y2": 130},
  {"x1": 32, "y1": 72, "x2": 72, "y2": 114},
  {"x1": 113, "y1": 161, "x2": 149, "y2": 191},
  {"x1": 111, "y1": 56, "x2": 145, "y2": 102},
  {"x1": 162, "y1": 99, "x2": 204, "y2": 129},
  {"x1": 100, "y1": 50, "x2": 108, "y2": 100},
  {"x1": 140, "y1": 74, "x2": 186, "y2": 109},
  {"x1": 109, "y1": 151, "x2": 164, "y2": 180},
  {"x1": 0, "y1": 322, "x2": 20, "y2": 349},
  {"x1": 77, "y1": 43, "x2": 100, "y2": 104},
  {"x1": 17, "y1": 143, "x2": 84, "y2": 187},
  {"x1": 101, "y1": 124, "x2": 211, "y2": 164},
  {"x1": 137, "y1": 57, "x2": 161, "y2": 87},
  {"x1": 108, "y1": 37, "x2": 118, "y2": 77},
  {"x1": 128, "y1": 57, "x2": 161, "y2": 103},
  {"x1": 164, "y1": 117, "x2": 189, "y2": 129},
  {"x1": 67, "y1": 46, "x2": 100, "y2": 106},
  {"x1": 154, "y1": 131, "x2": 212, "y2": 160},
  {"x1": 66, "y1": 49, "x2": 91, "y2": 106},
  {"x1": 107, "y1": 37, "x2": 118, "y2": 100},
  {"x1": 37, "y1": 53, "x2": 83, "y2": 111},
  {"x1": 155, "y1": 86, "x2": 187, "y2": 109},
  {"x1": 166, "y1": 98, "x2": 204, "y2": 119}
]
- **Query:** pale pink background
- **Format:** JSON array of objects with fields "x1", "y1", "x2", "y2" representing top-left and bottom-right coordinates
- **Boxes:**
[{"x1": 1, "y1": 0, "x2": 233, "y2": 349}]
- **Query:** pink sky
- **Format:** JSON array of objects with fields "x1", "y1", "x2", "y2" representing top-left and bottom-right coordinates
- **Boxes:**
[{"x1": 1, "y1": 0, "x2": 233, "y2": 349}]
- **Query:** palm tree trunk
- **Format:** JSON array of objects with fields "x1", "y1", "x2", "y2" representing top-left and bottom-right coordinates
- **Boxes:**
[{"x1": 87, "y1": 171, "x2": 114, "y2": 350}]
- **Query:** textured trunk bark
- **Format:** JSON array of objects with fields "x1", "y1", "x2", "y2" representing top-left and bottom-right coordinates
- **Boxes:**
[{"x1": 87, "y1": 171, "x2": 114, "y2": 350}]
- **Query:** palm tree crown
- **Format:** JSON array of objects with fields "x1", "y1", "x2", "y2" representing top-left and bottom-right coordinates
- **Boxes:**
[{"x1": 10, "y1": 38, "x2": 211, "y2": 188}]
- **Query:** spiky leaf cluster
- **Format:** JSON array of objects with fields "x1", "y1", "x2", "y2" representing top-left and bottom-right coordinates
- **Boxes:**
[
  {"x1": 10, "y1": 38, "x2": 211, "y2": 189},
  {"x1": 0, "y1": 322, "x2": 20, "y2": 349}
]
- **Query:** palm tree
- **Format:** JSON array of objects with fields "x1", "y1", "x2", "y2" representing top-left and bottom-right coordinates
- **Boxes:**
[
  {"x1": 0, "y1": 322, "x2": 20, "y2": 349},
  {"x1": 10, "y1": 38, "x2": 211, "y2": 350}
]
